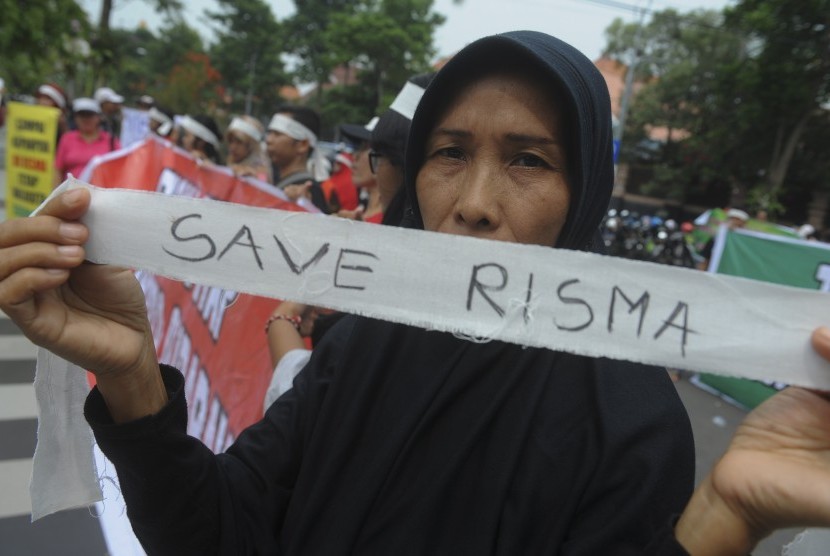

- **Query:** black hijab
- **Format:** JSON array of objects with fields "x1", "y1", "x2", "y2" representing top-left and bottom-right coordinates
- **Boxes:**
[{"x1": 403, "y1": 30, "x2": 614, "y2": 251}]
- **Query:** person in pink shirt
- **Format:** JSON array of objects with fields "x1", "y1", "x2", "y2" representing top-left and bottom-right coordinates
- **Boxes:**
[{"x1": 54, "y1": 98, "x2": 121, "y2": 186}]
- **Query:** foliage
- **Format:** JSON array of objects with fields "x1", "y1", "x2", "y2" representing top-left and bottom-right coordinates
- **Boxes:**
[
  {"x1": 93, "y1": 0, "x2": 184, "y2": 80},
  {"x1": 0, "y1": 0, "x2": 92, "y2": 93},
  {"x1": 104, "y1": 21, "x2": 204, "y2": 103},
  {"x1": 604, "y1": 0, "x2": 830, "y2": 222},
  {"x1": 317, "y1": 84, "x2": 377, "y2": 138},
  {"x1": 156, "y1": 52, "x2": 223, "y2": 114},
  {"x1": 284, "y1": 0, "x2": 353, "y2": 84},
  {"x1": 323, "y1": 0, "x2": 444, "y2": 110},
  {"x1": 287, "y1": 0, "x2": 444, "y2": 116},
  {"x1": 207, "y1": 0, "x2": 288, "y2": 119}
]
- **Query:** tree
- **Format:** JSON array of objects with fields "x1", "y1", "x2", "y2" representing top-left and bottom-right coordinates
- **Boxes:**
[
  {"x1": 158, "y1": 52, "x2": 223, "y2": 114},
  {"x1": 207, "y1": 0, "x2": 288, "y2": 118},
  {"x1": 93, "y1": 0, "x2": 183, "y2": 82},
  {"x1": 0, "y1": 0, "x2": 92, "y2": 93},
  {"x1": 605, "y1": 9, "x2": 748, "y2": 206},
  {"x1": 284, "y1": 0, "x2": 355, "y2": 97},
  {"x1": 284, "y1": 0, "x2": 443, "y2": 121},
  {"x1": 724, "y1": 0, "x2": 830, "y2": 210},
  {"x1": 323, "y1": 0, "x2": 444, "y2": 111},
  {"x1": 106, "y1": 20, "x2": 204, "y2": 104},
  {"x1": 604, "y1": 0, "x2": 830, "y2": 220}
]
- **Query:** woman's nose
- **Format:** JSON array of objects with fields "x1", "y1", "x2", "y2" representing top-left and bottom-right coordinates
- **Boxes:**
[{"x1": 453, "y1": 166, "x2": 500, "y2": 232}]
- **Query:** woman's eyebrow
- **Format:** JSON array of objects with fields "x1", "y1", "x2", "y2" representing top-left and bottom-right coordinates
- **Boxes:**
[
  {"x1": 504, "y1": 132, "x2": 559, "y2": 146},
  {"x1": 430, "y1": 128, "x2": 472, "y2": 139}
]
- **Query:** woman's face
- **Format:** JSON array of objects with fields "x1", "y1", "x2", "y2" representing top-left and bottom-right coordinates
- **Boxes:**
[
  {"x1": 352, "y1": 145, "x2": 376, "y2": 189},
  {"x1": 74, "y1": 111, "x2": 100, "y2": 135},
  {"x1": 182, "y1": 130, "x2": 196, "y2": 151},
  {"x1": 227, "y1": 131, "x2": 252, "y2": 163},
  {"x1": 416, "y1": 71, "x2": 570, "y2": 248},
  {"x1": 373, "y1": 154, "x2": 404, "y2": 208},
  {"x1": 36, "y1": 95, "x2": 58, "y2": 109}
]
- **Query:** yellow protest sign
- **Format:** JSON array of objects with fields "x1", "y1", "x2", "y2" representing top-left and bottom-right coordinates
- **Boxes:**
[{"x1": 5, "y1": 102, "x2": 59, "y2": 219}]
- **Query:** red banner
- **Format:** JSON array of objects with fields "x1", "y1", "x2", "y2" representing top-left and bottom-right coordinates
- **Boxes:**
[{"x1": 84, "y1": 137, "x2": 303, "y2": 451}]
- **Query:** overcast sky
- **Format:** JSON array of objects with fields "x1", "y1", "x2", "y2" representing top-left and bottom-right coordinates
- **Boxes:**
[{"x1": 79, "y1": 0, "x2": 732, "y2": 61}]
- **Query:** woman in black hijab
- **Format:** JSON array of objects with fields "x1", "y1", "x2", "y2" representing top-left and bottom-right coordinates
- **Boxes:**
[{"x1": 3, "y1": 31, "x2": 830, "y2": 555}]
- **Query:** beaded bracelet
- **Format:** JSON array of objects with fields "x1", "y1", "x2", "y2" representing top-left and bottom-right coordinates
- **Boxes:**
[{"x1": 265, "y1": 314, "x2": 302, "y2": 333}]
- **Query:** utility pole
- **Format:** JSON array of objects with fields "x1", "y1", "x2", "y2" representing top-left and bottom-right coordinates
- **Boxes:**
[
  {"x1": 614, "y1": 0, "x2": 653, "y2": 192},
  {"x1": 244, "y1": 51, "x2": 259, "y2": 116}
]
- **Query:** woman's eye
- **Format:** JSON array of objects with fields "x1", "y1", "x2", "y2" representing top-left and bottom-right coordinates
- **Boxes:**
[
  {"x1": 513, "y1": 154, "x2": 550, "y2": 168},
  {"x1": 437, "y1": 146, "x2": 465, "y2": 160}
]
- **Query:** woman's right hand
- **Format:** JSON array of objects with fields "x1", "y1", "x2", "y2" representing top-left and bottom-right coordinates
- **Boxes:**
[{"x1": 0, "y1": 188, "x2": 166, "y2": 420}]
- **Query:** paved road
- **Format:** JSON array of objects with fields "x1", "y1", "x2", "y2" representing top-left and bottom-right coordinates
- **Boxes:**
[{"x1": 0, "y1": 310, "x2": 108, "y2": 555}]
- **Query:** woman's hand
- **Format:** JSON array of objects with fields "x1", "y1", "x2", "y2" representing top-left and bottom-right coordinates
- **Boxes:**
[
  {"x1": 284, "y1": 181, "x2": 312, "y2": 202},
  {"x1": 0, "y1": 188, "x2": 166, "y2": 421},
  {"x1": 676, "y1": 327, "x2": 830, "y2": 554},
  {"x1": 336, "y1": 207, "x2": 365, "y2": 221}
]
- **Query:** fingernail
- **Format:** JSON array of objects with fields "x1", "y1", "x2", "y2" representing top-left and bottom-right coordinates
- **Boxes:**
[
  {"x1": 817, "y1": 326, "x2": 830, "y2": 342},
  {"x1": 58, "y1": 245, "x2": 83, "y2": 257},
  {"x1": 59, "y1": 223, "x2": 85, "y2": 240},
  {"x1": 46, "y1": 268, "x2": 68, "y2": 275},
  {"x1": 64, "y1": 189, "x2": 83, "y2": 204}
]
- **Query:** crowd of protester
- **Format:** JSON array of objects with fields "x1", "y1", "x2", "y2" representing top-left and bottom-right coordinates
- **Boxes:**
[{"x1": 0, "y1": 76, "x2": 436, "y2": 225}]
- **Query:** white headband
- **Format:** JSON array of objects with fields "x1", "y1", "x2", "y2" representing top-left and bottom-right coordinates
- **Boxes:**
[
  {"x1": 180, "y1": 115, "x2": 220, "y2": 149},
  {"x1": 267, "y1": 114, "x2": 318, "y2": 146},
  {"x1": 268, "y1": 114, "x2": 329, "y2": 181},
  {"x1": 148, "y1": 107, "x2": 172, "y2": 126},
  {"x1": 389, "y1": 81, "x2": 425, "y2": 121},
  {"x1": 228, "y1": 117, "x2": 262, "y2": 143},
  {"x1": 38, "y1": 84, "x2": 66, "y2": 109}
]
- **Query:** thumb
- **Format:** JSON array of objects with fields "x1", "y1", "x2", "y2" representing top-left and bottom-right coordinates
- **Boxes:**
[{"x1": 811, "y1": 327, "x2": 830, "y2": 362}]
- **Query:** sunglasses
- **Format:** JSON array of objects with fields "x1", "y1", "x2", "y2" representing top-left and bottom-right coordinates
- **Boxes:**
[{"x1": 368, "y1": 150, "x2": 401, "y2": 174}]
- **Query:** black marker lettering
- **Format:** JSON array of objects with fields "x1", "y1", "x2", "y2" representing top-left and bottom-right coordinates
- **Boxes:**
[
  {"x1": 334, "y1": 249, "x2": 379, "y2": 291},
  {"x1": 274, "y1": 236, "x2": 330, "y2": 274},
  {"x1": 608, "y1": 286, "x2": 650, "y2": 337},
  {"x1": 523, "y1": 273, "x2": 534, "y2": 324},
  {"x1": 163, "y1": 213, "x2": 217, "y2": 262},
  {"x1": 555, "y1": 279, "x2": 594, "y2": 332},
  {"x1": 653, "y1": 301, "x2": 695, "y2": 357},
  {"x1": 217, "y1": 226, "x2": 264, "y2": 269},
  {"x1": 466, "y1": 263, "x2": 508, "y2": 317}
]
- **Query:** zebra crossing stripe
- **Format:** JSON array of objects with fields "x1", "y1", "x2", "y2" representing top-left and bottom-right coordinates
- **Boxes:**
[
  {"x1": 0, "y1": 336, "x2": 37, "y2": 361},
  {"x1": 0, "y1": 384, "x2": 37, "y2": 421},
  {"x1": 0, "y1": 459, "x2": 33, "y2": 519}
]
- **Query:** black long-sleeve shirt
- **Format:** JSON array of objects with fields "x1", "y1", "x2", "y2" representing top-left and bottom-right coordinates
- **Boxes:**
[{"x1": 86, "y1": 316, "x2": 694, "y2": 555}]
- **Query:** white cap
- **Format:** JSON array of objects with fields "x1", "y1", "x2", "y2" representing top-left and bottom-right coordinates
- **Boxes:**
[
  {"x1": 798, "y1": 224, "x2": 816, "y2": 239},
  {"x1": 38, "y1": 84, "x2": 67, "y2": 109},
  {"x1": 726, "y1": 208, "x2": 749, "y2": 222},
  {"x1": 94, "y1": 87, "x2": 124, "y2": 104},
  {"x1": 72, "y1": 97, "x2": 101, "y2": 114}
]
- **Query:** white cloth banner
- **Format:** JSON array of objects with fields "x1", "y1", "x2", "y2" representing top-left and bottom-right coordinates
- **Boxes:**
[{"x1": 29, "y1": 177, "x2": 830, "y2": 520}]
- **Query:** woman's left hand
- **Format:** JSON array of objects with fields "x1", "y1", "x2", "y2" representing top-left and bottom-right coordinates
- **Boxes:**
[{"x1": 676, "y1": 327, "x2": 830, "y2": 554}]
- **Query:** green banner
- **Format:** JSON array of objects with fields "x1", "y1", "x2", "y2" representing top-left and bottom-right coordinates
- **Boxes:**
[{"x1": 697, "y1": 228, "x2": 830, "y2": 407}]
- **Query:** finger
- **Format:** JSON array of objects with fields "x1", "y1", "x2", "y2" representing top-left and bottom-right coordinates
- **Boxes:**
[
  {"x1": 0, "y1": 216, "x2": 88, "y2": 249},
  {"x1": 0, "y1": 266, "x2": 71, "y2": 318},
  {"x1": 34, "y1": 188, "x2": 91, "y2": 221},
  {"x1": 0, "y1": 242, "x2": 85, "y2": 281},
  {"x1": 811, "y1": 327, "x2": 830, "y2": 362}
]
